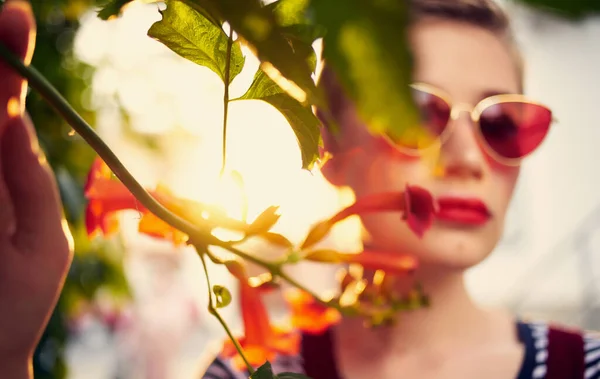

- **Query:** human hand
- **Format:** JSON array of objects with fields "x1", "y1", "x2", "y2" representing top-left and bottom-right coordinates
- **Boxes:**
[{"x1": 0, "y1": 1, "x2": 73, "y2": 377}]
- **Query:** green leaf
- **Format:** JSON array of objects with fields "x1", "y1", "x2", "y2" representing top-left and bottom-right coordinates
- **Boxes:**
[
  {"x1": 196, "y1": 0, "x2": 321, "y2": 106},
  {"x1": 513, "y1": 0, "x2": 600, "y2": 19},
  {"x1": 239, "y1": 69, "x2": 320, "y2": 169},
  {"x1": 179, "y1": 0, "x2": 223, "y2": 27},
  {"x1": 249, "y1": 362, "x2": 314, "y2": 379},
  {"x1": 267, "y1": 0, "x2": 311, "y2": 26},
  {"x1": 277, "y1": 373, "x2": 313, "y2": 379},
  {"x1": 267, "y1": 0, "x2": 326, "y2": 38},
  {"x1": 281, "y1": 29, "x2": 318, "y2": 73},
  {"x1": 96, "y1": 0, "x2": 134, "y2": 20},
  {"x1": 280, "y1": 24, "x2": 325, "y2": 46},
  {"x1": 312, "y1": 0, "x2": 419, "y2": 141},
  {"x1": 267, "y1": 0, "x2": 326, "y2": 73},
  {"x1": 147, "y1": 0, "x2": 245, "y2": 84},
  {"x1": 212, "y1": 285, "x2": 232, "y2": 308},
  {"x1": 250, "y1": 362, "x2": 277, "y2": 379}
]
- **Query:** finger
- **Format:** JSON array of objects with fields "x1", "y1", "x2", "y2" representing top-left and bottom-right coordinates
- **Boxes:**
[
  {"x1": 0, "y1": 0, "x2": 36, "y2": 132},
  {"x1": 0, "y1": 157, "x2": 15, "y2": 237},
  {"x1": 1, "y1": 112, "x2": 71, "y2": 259}
]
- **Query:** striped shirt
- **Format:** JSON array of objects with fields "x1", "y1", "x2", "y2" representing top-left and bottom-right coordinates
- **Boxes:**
[{"x1": 203, "y1": 321, "x2": 600, "y2": 379}]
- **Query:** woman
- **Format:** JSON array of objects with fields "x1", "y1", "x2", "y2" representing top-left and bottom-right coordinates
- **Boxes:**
[
  {"x1": 204, "y1": 0, "x2": 600, "y2": 378},
  {"x1": 0, "y1": 1, "x2": 597, "y2": 379}
]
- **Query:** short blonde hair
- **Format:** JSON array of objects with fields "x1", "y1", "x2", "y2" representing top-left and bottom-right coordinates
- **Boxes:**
[{"x1": 409, "y1": 0, "x2": 511, "y2": 32}]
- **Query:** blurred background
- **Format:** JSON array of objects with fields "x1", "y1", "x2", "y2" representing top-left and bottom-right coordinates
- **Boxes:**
[{"x1": 10, "y1": 0, "x2": 600, "y2": 378}]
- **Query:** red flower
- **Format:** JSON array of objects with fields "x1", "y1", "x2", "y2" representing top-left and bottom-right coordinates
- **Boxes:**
[
  {"x1": 333, "y1": 184, "x2": 435, "y2": 237},
  {"x1": 304, "y1": 249, "x2": 418, "y2": 274},
  {"x1": 302, "y1": 184, "x2": 436, "y2": 248},
  {"x1": 283, "y1": 288, "x2": 341, "y2": 335},
  {"x1": 402, "y1": 185, "x2": 436, "y2": 238},
  {"x1": 84, "y1": 157, "x2": 187, "y2": 244},
  {"x1": 221, "y1": 283, "x2": 300, "y2": 371},
  {"x1": 84, "y1": 158, "x2": 137, "y2": 237}
]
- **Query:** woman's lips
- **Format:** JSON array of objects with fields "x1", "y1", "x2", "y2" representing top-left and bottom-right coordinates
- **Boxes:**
[{"x1": 435, "y1": 197, "x2": 492, "y2": 226}]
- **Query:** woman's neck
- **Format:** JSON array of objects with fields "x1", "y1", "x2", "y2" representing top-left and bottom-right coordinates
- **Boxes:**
[{"x1": 334, "y1": 267, "x2": 512, "y2": 358}]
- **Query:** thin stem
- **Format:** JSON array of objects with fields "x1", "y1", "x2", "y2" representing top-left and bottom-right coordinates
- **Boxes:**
[
  {"x1": 0, "y1": 43, "x2": 207, "y2": 242},
  {"x1": 281, "y1": 270, "x2": 342, "y2": 309},
  {"x1": 198, "y1": 248, "x2": 255, "y2": 375},
  {"x1": 215, "y1": 240, "x2": 342, "y2": 311},
  {"x1": 220, "y1": 26, "x2": 233, "y2": 176},
  {"x1": 211, "y1": 239, "x2": 277, "y2": 272}
]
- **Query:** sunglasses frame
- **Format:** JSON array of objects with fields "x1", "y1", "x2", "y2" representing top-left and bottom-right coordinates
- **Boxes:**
[{"x1": 384, "y1": 82, "x2": 554, "y2": 167}]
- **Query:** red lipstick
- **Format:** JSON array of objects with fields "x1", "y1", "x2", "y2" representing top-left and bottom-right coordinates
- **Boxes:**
[{"x1": 435, "y1": 197, "x2": 492, "y2": 226}]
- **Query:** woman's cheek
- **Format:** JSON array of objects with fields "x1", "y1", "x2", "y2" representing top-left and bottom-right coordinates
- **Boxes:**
[
  {"x1": 492, "y1": 165, "x2": 520, "y2": 209},
  {"x1": 372, "y1": 136, "x2": 423, "y2": 161}
]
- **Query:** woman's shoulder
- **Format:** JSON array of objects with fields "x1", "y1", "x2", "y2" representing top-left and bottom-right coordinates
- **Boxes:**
[{"x1": 519, "y1": 319, "x2": 600, "y2": 379}]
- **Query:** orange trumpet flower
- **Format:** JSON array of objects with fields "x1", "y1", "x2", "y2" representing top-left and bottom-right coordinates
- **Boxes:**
[
  {"x1": 302, "y1": 184, "x2": 436, "y2": 249},
  {"x1": 221, "y1": 283, "x2": 300, "y2": 371},
  {"x1": 84, "y1": 157, "x2": 187, "y2": 244},
  {"x1": 283, "y1": 288, "x2": 341, "y2": 335}
]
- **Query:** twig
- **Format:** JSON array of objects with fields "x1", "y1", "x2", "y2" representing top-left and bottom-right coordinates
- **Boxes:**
[
  {"x1": 197, "y1": 247, "x2": 255, "y2": 374},
  {"x1": 220, "y1": 25, "x2": 233, "y2": 176},
  {"x1": 213, "y1": 240, "x2": 343, "y2": 312}
]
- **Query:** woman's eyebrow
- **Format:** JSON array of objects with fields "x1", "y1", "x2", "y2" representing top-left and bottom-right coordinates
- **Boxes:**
[{"x1": 479, "y1": 88, "x2": 520, "y2": 99}]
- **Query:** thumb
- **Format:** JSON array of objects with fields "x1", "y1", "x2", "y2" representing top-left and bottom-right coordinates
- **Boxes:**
[{"x1": 0, "y1": 0, "x2": 36, "y2": 132}]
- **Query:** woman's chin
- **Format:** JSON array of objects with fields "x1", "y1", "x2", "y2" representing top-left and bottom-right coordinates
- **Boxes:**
[
  {"x1": 416, "y1": 250, "x2": 489, "y2": 272},
  {"x1": 413, "y1": 233, "x2": 497, "y2": 271},
  {"x1": 365, "y1": 222, "x2": 499, "y2": 272}
]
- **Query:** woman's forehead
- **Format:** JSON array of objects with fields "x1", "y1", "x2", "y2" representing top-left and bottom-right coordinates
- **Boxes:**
[{"x1": 409, "y1": 20, "x2": 521, "y2": 99}]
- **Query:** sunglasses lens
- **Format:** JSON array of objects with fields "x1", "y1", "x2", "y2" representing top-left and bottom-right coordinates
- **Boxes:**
[
  {"x1": 389, "y1": 87, "x2": 450, "y2": 149},
  {"x1": 479, "y1": 101, "x2": 552, "y2": 160}
]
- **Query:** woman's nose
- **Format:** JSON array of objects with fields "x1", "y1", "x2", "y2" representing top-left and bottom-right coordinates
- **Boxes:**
[{"x1": 438, "y1": 114, "x2": 485, "y2": 180}]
